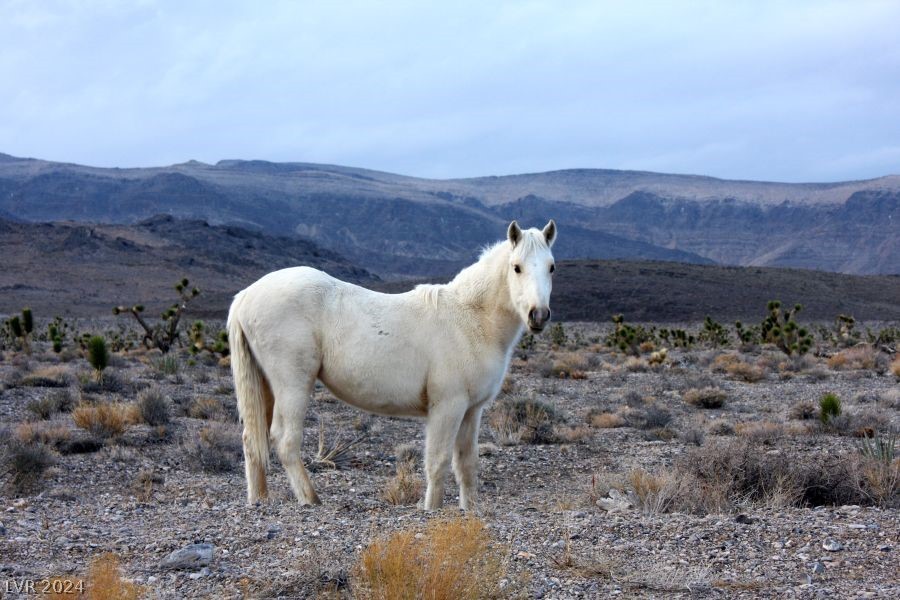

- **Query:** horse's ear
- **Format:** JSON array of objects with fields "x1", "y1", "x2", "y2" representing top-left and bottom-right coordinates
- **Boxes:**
[
  {"x1": 507, "y1": 220, "x2": 522, "y2": 247},
  {"x1": 543, "y1": 219, "x2": 557, "y2": 247}
]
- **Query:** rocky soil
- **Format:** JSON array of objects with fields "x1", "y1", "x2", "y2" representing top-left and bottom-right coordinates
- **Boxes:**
[{"x1": 1, "y1": 320, "x2": 898, "y2": 598}]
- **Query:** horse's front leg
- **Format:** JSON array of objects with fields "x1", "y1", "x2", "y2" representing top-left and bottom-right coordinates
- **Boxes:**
[
  {"x1": 423, "y1": 398, "x2": 467, "y2": 510},
  {"x1": 452, "y1": 405, "x2": 483, "y2": 511}
]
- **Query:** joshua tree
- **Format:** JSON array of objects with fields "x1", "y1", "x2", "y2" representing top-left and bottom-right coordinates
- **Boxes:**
[
  {"x1": 761, "y1": 300, "x2": 813, "y2": 356},
  {"x1": 5, "y1": 308, "x2": 34, "y2": 354},
  {"x1": 113, "y1": 277, "x2": 200, "y2": 353}
]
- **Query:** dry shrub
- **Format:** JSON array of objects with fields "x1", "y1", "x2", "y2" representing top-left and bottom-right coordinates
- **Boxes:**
[
  {"x1": 638, "y1": 341, "x2": 656, "y2": 353},
  {"x1": 643, "y1": 439, "x2": 892, "y2": 514},
  {"x1": 555, "y1": 424, "x2": 592, "y2": 442},
  {"x1": 72, "y1": 402, "x2": 132, "y2": 440},
  {"x1": 188, "y1": 396, "x2": 225, "y2": 420},
  {"x1": 137, "y1": 387, "x2": 170, "y2": 426},
  {"x1": 683, "y1": 387, "x2": 727, "y2": 409},
  {"x1": 828, "y1": 345, "x2": 877, "y2": 370},
  {"x1": 789, "y1": 401, "x2": 817, "y2": 421},
  {"x1": 1, "y1": 431, "x2": 56, "y2": 495},
  {"x1": 488, "y1": 397, "x2": 563, "y2": 445},
  {"x1": 382, "y1": 460, "x2": 423, "y2": 505},
  {"x1": 354, "y1": 516, "x2": 505, "y2": 600},
  {"x1": 725, "y1": 361, "x2": 765, "y2": 383},
  {"x1": 706, "y1": 419, "x2": 735, "y2": 436},
  {"x1": 184, "y1": 424, "x2": 242, "y2": 473},
  {"x1": 624, "y1": 357, "x2": 647, "y2": 372},
  {"x1": 735, "y1": 421, "x2": 782, "y2": 443},
  {"x1": 27, "y1": 388, "x2": 76, "y2": 420},
  {"x1": 891, "y1": 355, "x2": 900, "y2": 378},
  {"x1": 16, "y1": 421, "x2": 71, "y2": 447},
  {"x1": 590, "y1": 412, "x2": 625, "y2": 428},
  {"x1": 21, "y1": 366, "x2": 74, "y2": 388},
  {"x1": 829, "y1": 410, "x2": 892, "y2": 438},
  {"x1": 628, "y1": 469, "x2": 678, "y2": 513},
  {"x1": 45, "y1": 553, "x2": 144, "y2": 599},
  {"x1": 850, "y1": 454, "x2": 900, "y2": 507},
  {"x1": 711, "y1": 353, "x2": 741, "y2": 372}
]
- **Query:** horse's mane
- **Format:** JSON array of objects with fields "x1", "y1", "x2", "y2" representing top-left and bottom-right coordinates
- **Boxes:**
[{"x1": 413, "y1": 229, "x2": 548, "y2": 310}]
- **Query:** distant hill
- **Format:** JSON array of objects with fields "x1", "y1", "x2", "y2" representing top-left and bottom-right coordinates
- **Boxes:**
[
  {"x1": 1, "y1": 216, "x2": 898, "y2": 322},
  {"x1": 0, "y1": 215, "x2": 375, "y2": 317},
  {"x1": 2, "y1": 153, "x2": 897, "y2": 275}
]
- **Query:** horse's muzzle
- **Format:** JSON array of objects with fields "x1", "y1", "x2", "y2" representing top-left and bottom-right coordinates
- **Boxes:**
[{"x1": 528, "y1": 307, "x2": 551, "y2": 332}]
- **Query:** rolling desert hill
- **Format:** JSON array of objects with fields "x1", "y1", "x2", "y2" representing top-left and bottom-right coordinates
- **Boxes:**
[
  {"x1": 2, "y1": 216, "x2": 898, "y2": 323},
  {"x1": 2, "y1": 153, "x2": 897, "y2": 276}
]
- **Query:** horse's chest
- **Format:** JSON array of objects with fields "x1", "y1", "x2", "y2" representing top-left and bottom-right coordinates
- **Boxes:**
[{"x1": 466, "y1": 350, "x2": 512, "y2": 402}]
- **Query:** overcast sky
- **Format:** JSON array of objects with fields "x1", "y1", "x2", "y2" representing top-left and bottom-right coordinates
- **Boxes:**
[{"x1": 2, "y1": 0, "x2": 899, "y2": 182}]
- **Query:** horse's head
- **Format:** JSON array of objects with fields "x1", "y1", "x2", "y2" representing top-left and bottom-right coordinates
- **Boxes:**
[{"x1": 506, "y1": 219, "x2": 557, "y2": 333}]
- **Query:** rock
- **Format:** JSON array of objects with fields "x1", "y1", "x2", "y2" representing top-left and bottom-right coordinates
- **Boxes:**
[
  {"x1": 596, "y1": 489, "x2": 633, "y2": 513},
  {"x1": 822, "y1": 539, "x2": 843, "y2": 552},
  {"x1": 266, "y1": 524, "x2": 281, "y2": 540},
  {"x1": 734, "y1": 514, "x2": 756, "y2": 525},
  {"x1": 160, "y1": 543, "x2": 214, "y2": 570},
  {"x1": 812, "y1": 561, "x2": 826, "y2": 574}
]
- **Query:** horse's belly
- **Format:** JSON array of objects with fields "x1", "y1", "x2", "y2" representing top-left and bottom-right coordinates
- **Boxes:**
[{"x1": 317, "y1": 359, "x2": 428, "y2": 418}]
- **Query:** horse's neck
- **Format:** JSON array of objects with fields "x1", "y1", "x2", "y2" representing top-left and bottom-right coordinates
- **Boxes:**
[{"x1": 447, "y1": 245, "x2": 522, "y2": 350}]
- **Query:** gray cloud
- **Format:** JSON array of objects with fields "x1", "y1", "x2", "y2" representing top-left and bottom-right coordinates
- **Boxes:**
[{"x1": 1, "y1": 0, "x2": 898, "y2": 181}]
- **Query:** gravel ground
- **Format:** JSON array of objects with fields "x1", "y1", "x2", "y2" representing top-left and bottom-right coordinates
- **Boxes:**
[{"x1": 1, "y1": 320, "x2": 898, "y2": 598}]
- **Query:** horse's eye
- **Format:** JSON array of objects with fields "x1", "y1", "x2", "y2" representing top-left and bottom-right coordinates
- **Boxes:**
[
  {"x1": 549, "y1": 264, "x2": 555, "y2": 273},
  {"x1": 513, "y1": 265, "x2": 521, "y2": 274}
]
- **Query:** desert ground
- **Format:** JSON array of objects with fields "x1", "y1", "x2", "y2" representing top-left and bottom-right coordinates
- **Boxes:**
[{"x1": 1, "y1": 317, "x2": 899, "y2": 599}]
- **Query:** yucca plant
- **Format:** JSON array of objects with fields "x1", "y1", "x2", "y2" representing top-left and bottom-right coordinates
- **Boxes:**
[{"x1": 87, "y1": 335, "x2": 109, "y2": 382}]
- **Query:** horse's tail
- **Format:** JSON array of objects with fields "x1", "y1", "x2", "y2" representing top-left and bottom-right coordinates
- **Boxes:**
[{"x1": 228, "y1": 295, "x2": 270, "y2": 477}]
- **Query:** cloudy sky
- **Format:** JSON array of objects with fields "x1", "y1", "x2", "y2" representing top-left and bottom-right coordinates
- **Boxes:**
[{"x1": 2, "y1": 0, "x2": 899, "y2": 181}]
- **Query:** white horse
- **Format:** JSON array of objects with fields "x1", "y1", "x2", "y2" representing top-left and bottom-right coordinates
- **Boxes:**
[{"x1": 228, "y1": 220, "x2": 557, "y2": 510}]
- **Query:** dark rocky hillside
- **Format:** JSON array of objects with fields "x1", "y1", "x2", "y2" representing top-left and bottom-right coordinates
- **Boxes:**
[
  {"x1": 2, "y1": 215, "x2": 898, "y2": 321},
  {"x1": 0, "y1": 216, "x2": 375, "y2": 317},
  {"x1": 2, "y1": 153, "x2": 897, "y2": 276}
]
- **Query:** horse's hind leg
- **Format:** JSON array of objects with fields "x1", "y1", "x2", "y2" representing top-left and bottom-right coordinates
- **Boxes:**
[{"x1": 268, "y1": 363, "x2": 321, "y2": 505}]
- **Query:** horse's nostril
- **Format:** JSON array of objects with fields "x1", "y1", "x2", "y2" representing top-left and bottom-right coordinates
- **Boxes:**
[{"x1": 544, "y1": 308, "x2": 551, "y2": 322}]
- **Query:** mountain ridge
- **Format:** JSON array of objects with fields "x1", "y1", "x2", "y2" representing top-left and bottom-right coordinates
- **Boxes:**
[{"x1": 1, "y1": 153, "x2": 897, "y2": 275}]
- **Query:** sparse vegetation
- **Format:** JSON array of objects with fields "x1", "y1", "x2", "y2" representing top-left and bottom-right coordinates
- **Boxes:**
[
  {"x1": 354, "y1": 516, "x2": 505, "y2": 600},
  {"x1": 761, "y1": 300, "x2": 813, "y2": 356},
  {"x1": 683, "y1": 387, "x2": 727, "y2": 409},
  {"x1": 113, "y1": 277, "x2": 200, "y2": 352},
  {"x1": 819, "y1": 393, "x2": 842, "y2": 424},
  {"x1": 72, "y1": 402, "x2": 132, "y2": 440},
  {"x1": 1, "y1": 431, "x2": 56, "y2": 495},
  {"x1": 87, "y1": 335, "x2": 110, "y2": 381},
  {"x1": 184, "y1": 424, "x2": 242, "y2": 473},
  {"x1": 382, "y1": 459, "x2": 423, "y2": 505},
  {"x1": 137, "y1": 387, "x2": 170, "y2": 426},
  {"x1": 489, "y1": 396, "x2": 563, "y2": 444}
]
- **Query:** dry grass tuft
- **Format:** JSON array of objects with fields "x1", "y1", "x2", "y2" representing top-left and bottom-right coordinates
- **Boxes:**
[
  {"x1": 489, "y1": 396, "x2": 563, "y2": 445},
  {"x1": 45, "y1": 553, "x2": 145, "y2": 599},
  {"x1": 188, "y1": 396, "x2": 225, "y2": 420},
  {"x1": 590, "y1": 411, "x2": 625, "y2": 428},
  {"x1": 382, "y1": 460, "x2": 423, "y2": 505},
  {"x1": 183, "y1": 424, "x2": 243, "y2": 473},
  {"x1": 72, "y1": 402, "x2": 133, "y2": 440},
  {"x1": 683, "y1": 387, "x2": 727, "y2": 409},
  {"x1": 828, "y1": 344, "x2": 878, "y2": 370},
  {"x1": 354, "y1": 516, "x2": 505, "y2": 600},
  {"x1": 735, "y1": 420, "x2": 783, "y2": 443},
  {"x1": 891, "y1": 355, "x2": 900, "y2": 378},
  {"x1": 15, "y1": 421, "x2": 71, "y2": 447},
  {"x1": 21, "y1": 365, "x2": 74, "y2": 388}
]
